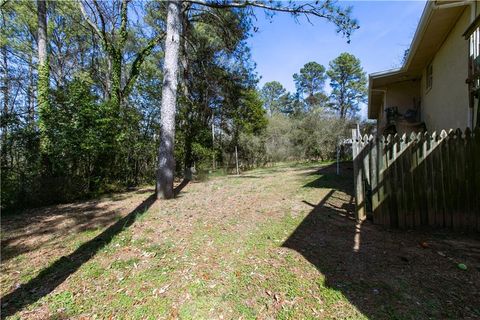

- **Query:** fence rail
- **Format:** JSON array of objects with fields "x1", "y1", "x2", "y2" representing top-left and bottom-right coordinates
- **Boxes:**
[{"x1": 353, "y1": 128, "x2": 480, "y2": 232}]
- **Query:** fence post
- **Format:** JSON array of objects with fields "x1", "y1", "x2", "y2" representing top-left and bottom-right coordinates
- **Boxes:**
[
  {"x1": 352, "y1": 129, "x2": 366, "y2": 221},
  {"x1": 370, "y1": 136, "x2": 379, "y2": 219}
]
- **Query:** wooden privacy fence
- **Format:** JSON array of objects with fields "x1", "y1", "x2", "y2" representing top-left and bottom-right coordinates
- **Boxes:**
[{"x1": 352, "y1": 128, "x2": 480, "y2": 232}]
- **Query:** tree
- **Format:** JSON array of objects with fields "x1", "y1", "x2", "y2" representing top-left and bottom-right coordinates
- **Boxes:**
[
  {"x1": 293, "y1": 61, "x2": 327, "y2": 109},
  {"x1": 170, "y1": 5, "x2": 264, "y2": 179},
  {"x1": 1, "y1": 6, "x2": 10, "y2": 167},
  {"x1": 78, "y1": 0, "x2": 165, "y2": 108},
  {"x1": 2, "y1": 0, "x2": 360, "y2": 208},
  {"x1": 156, "y1": 1, "x2": 181, "y2": 199},
  {"x1": 37, "y1": 0, "x2": 50, "y2": 152},
  {"x1": 260, "y1": 81, "x2": 287, "y2": 116},
  {"x1": 2, "y1": 0, "x2": 166, "y2": 211},
  {"x1": 156, "y1": 0, "x2": 359, "y2": 199},
  {"x1": 292, "y1": 109, "x2": 349, "y2": 161},
  {"x1": 326, "y1": 52, "x2": 367, "y2": 119}
]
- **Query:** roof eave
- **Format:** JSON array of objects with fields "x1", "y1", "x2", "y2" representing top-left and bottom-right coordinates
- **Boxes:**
[{"x1": 403, "y1": 1, "x2": 435, "y2": 71}]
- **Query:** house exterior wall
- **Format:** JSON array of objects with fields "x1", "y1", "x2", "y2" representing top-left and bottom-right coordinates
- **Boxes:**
[
  {"x1": 377, "y1": 80, "x2": 421, "y2": 135},
  {"x1": 420, "y1": 8, "x2": 470, "y2": 132}
]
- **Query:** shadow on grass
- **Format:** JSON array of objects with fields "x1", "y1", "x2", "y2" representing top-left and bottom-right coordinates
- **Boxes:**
[
  {"x1": 232, "y1": 175, "x2": 261, "y2": 179},
  {"x1": 284, "y1": 162, "x2": 480, "y2": 319},
  {"x1": 174, "y1": 179, "x2": 190, "y2": 197},
  {"x1": 1, "y1": 188, "x2": 156, "y2": 263},
  {"x1": 1, "y1": 208, "x2": 120, "y2": 262},
  {"x1": 0, "y1": 194, "x2": 156, "y2": 319},
  {"x1": 302, "y1": 161, "x2": 353, "y2": 191}
]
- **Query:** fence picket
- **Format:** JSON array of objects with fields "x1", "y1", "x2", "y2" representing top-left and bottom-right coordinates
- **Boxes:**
[
  {"x1": 370, "y1": 136, "x2": 379, "y2": 219},
  {"x1": 411, "y1": 132, "x2": 422, "y2": 228},
  {"x1": 426, "y1": 132, "x2": 436, "y2": 226},
  {"x1": 439, "y1": 130, "x2": 449, "y2": 228},
  {"x1": 363, "y1": 135, "x2": 372, "y2": 215},
  {"x1": 474, "y1": 127, "x2": 480, "y2": 231},
  {"x1": 446, "y1": 130, "x2": 456, "y2": 229},
  {"x1": 419, "y1": 132, "x2": 429, "y2": 226},
  {"x1": 464, "y1": 128, "x2": 473, "y2": 231},
  {"x1": 455, "y1": 129, "x2": 466, "y2": 230},
  {"x1": 353, "y1": 127, "x2": 478, "y2": 232},
  {"x1": 391, "y1": 135, "x2": 406, "y2": 228},
  {"x1": 377, "y1": 136, "x2": 388, "y2": 225}
]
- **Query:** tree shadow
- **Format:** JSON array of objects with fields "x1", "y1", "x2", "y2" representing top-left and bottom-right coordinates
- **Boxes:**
[
  {"x1": 1, "y1": 205, "x2": 117, "y2": 262},
  {"x1": 1, "y1": 188, "x2": 156, "y2": 262},
  {"x1": 0, "y1": 194, "x2": 157, "y2": 319},
  {"x1": 284, "y1": 163, "x2": 480, "y2": 319},
  {"x1": 174, "y1": 178, "x2": 190, "y2": 197},
  {"x1": 234, "y1": 175, "x2": 261, "y2": 179},
  {"x1": 302, "y1": 162, "x2": 354, "y2": 195}
]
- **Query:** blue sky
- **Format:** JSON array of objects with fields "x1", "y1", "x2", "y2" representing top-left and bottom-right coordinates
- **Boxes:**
[{"x1": 246, "y1": 1, "x2": 427, "y2": 118}]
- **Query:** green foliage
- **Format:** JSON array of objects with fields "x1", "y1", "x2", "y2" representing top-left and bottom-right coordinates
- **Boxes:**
[
  {"x1": 1, "y1": 0, "x2": 361, "y2": 210},
  {"x1": 43, "y1": 77, "x2": 111, "y2": 196},
  {"x1": 293, "y1": 61, "x2": 327, "y2": 109},
  {"x1": 237, "y1": 108, "x2": 352, "y2": 167},
  {"x1": 2, "y1": 71, "x2": 159, "y2": 211},
  {"x1": 292, "y1": 109, "x2": 350, "y2": 161},
  {"x1": 235, "y1": 89, "x2": 268, "y2": 135},
  {"x1": 260, "y1": 81, "x2": 290, "y2": 115},
  {"x1": 249, "y1": 55, "x2": 365, "y2": 167},
  {"x1": 327, "y1": 52, "x2": 367, "y2": 118},
  {"x1": 170, "y1": 7, "x2": 267, "y2": 175}
]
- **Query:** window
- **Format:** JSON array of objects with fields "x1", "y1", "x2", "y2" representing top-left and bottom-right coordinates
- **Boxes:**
[{"x1": 426, "y1": 63, "x2": 433, "y2": 91}]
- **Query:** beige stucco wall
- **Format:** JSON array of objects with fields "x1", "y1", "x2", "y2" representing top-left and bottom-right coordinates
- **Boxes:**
[
  {"x1": 421, "y1": 8, "x2": 470, "y2": 132},
  {"x1": 377, "y1": 80, "x2": 421, "y2": 134},
  {"x1": 386, "y1": 80, "x2": 421, "y2": 114}
]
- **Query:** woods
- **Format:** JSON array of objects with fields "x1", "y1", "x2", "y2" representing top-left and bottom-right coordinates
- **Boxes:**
[{"x1": 1, "y1": 0, "x2": 363, "y2": 211}]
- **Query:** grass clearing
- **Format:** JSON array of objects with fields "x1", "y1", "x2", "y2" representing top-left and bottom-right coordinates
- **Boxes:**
[{"x1": 1, "y1": 162, "x2": 479, "y2": 319}]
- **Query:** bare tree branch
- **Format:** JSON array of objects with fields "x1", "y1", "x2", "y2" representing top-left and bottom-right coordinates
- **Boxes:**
[
  {"x1": 187, "y1": 0, "x2": 325, "y2": 15},
  {"x1": 78, "y1": 0, "x2": 103, "y2": 40},
  {"x1": 91, "y1": 0, "x2": 108, "y2": 42},
  {"x1": 184, "y1": 0, "x2": 358, "y2": 40}
]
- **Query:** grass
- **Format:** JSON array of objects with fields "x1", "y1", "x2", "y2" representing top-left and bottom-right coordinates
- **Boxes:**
[{"x1": 1, "y1": 161, "x2": 479, "y2": 319}]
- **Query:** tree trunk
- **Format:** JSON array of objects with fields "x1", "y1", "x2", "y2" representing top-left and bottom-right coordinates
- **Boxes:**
[
  {"x1": 1, "y1": 27, "x2": 8, "y2": 119},
  {"x1": 28, "y1": 51, "x2": 35, "y2": 126},
  {"x1": 180, "y1": 18, "x2": 195, "y2": 181},
  {"x1": 37, "y1": 0, "x2": 50, "y2": 151},
  {"x1": 1, "y1": 16, "x2": 9, "y2": 169},
  {"x1": 156, "y1": 0, "x2": 182, "y2": 199},
  {"x1": 37, "y1": 0, "x2": 48, "y2": 69}
]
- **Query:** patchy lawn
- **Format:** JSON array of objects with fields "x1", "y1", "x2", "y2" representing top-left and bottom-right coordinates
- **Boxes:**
[{"x1": 1, "y1": 162, "x2": 479, "y2": 319}]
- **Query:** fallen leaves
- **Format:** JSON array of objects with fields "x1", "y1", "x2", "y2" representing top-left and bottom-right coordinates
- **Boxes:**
[{"x1": 152, "y1": 284, "x2": 171, "y2": 297}]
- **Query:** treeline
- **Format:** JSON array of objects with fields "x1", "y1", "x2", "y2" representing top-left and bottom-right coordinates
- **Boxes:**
[
  {"x1": 236, "y1": 55, "x2": 368, "y2": 168},
  {"x1": 1, "y1": 1, "x2": 263, "y2": 210},
  {"x1": 1, "y1": 0, "x2": 362, "y2": 211}
]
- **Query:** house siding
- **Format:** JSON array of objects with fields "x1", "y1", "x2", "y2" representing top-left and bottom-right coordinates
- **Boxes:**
[{"x1": 421, "y1": 8, "x2": 470, "y2": 132}]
